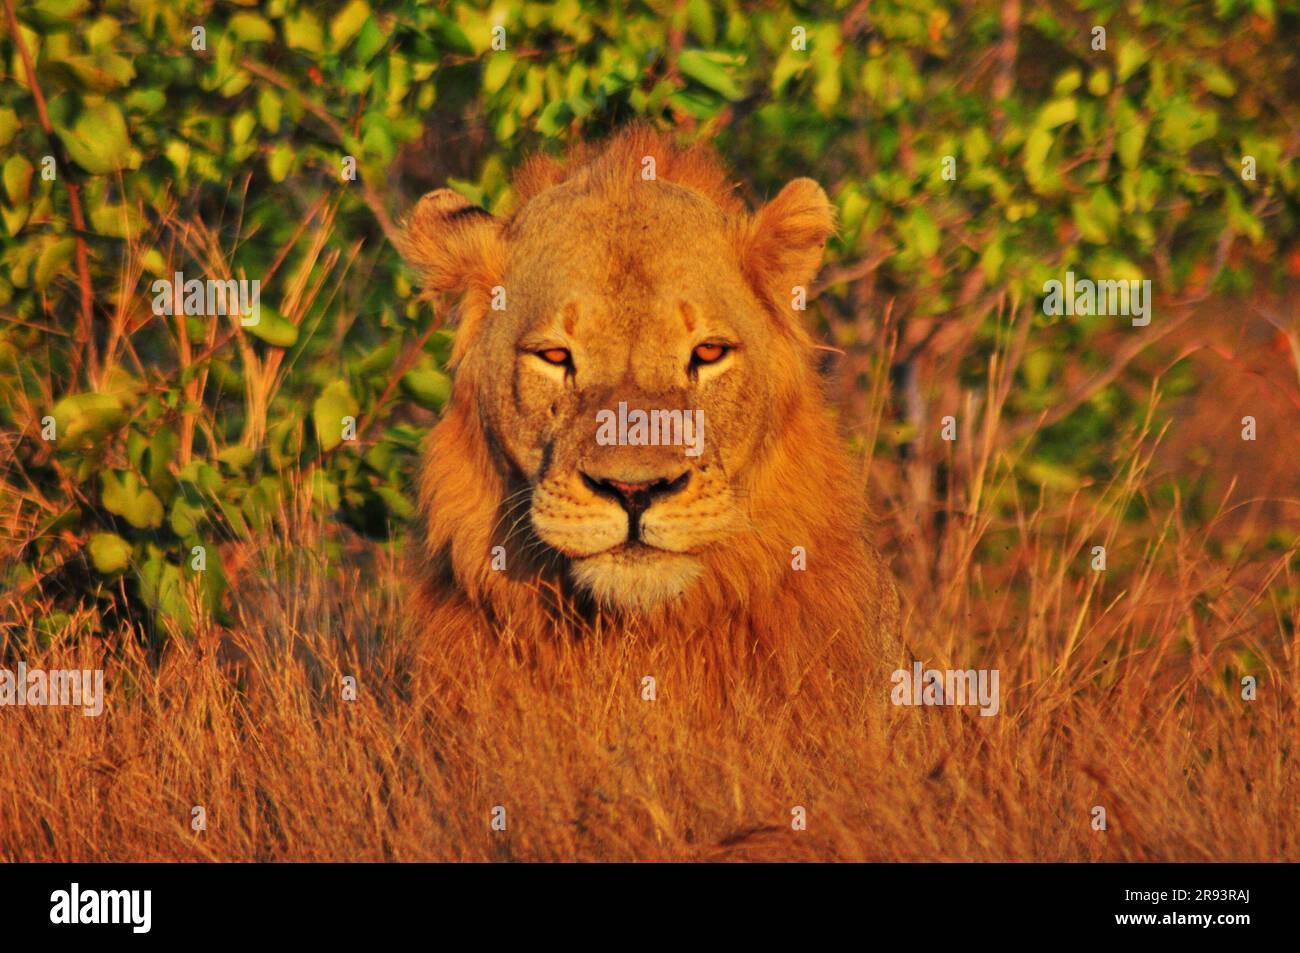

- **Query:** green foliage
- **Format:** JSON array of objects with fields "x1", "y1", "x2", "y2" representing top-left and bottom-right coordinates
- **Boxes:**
[{"x1": 2, "y1": 0, "x2": 1298, "y2": 636}]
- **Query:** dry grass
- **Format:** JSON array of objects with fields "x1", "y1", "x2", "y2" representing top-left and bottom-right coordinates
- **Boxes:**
[{"x1": 2, "y1": 303, "x2": 1298, "y2": 862}]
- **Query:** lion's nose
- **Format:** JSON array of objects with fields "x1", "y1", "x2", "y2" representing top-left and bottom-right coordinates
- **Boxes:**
[{"x1": 581, "y1": 471, "x2": 690, "y2": 518}]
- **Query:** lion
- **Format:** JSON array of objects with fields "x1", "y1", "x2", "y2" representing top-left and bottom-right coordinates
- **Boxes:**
[{"x1": 399, "y1": 126, "x2": 900, "y2": 700}]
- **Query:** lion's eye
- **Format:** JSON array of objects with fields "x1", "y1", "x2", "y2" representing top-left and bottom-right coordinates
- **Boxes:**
[
  {"x1": 691, "y1": 343, "x2": 729, "y2": 366},
  {"x1": 537, "y1": 348, "x2": 572, "y2": 366}
]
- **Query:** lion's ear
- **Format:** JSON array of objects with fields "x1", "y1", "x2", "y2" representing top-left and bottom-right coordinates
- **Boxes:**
[
  {"x1": 399, "y1": 189, "x2": 504, "y2": 297},
  {"x1": 742, "y1": 177, "x2": 836, "y2": 310}
]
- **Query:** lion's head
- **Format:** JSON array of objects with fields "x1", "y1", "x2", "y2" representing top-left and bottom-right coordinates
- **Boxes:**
[{"x1": 402, "y1": 128, "x2": 897, "y2": 665}]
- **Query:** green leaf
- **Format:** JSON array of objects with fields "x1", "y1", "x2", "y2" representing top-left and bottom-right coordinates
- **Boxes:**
[
  {"x1": 353, "y1": 16, "x2": 386, "y2": 64},
  {"x1": 330, "y1": 0, "x2": 370, "y2": 50},
  {"x1": 51, "y1": 392, "x2": 128, "y2": 446},
  {"x1": 89, "y1": 203, "x2": 145, "y2": 239},
  {"x1": 1021, "y1": 127, "x2": 1054, "y2": 184},
  {"x1": 2, "y1": 202, "x2": 29, "y2": 237},
  {"x1": 678, "y1": 50, "x2": 745, "y2": 101},
  {"x1": 230, "y1": 111, "x2": 257, "y2": 147},
  {"x1": 284, "y1": 11, "x2": 324, "y2": 53},
  {"x1": 34, "y1": 238, "x2": 76, "y2": 289},
  {"x1": 980, "y1": 237, "x2": 1006, "y2": 284},
  {"x1": 257, "y1": 89, "x2": 282, "y2": 132},
  {"x1": 169, "y1": 497, "x2": 203, "y2": 538},
  {"x1": 216, "y1": 445, "x2": 257, "y2": 469},
  {"x1": 88, "y1": 532, "x2": 132, "y2": 574},
  {"x1": 313, "y1": 381, "x2": 360, "y2": 452},
  {"x1": 55, "y1": 102, "x2": 134, "y2": 175},
  {"x1": 244, "y1": 308, "x2": 298, "y2": 348},
  {"x1": 963, "y1": 128, "x2": 991, "y2": 167},
  {"x1": 101, "y1": 470, "x2": 164, "y2": 529},
  {"x1": 1024, "y1": 459, "x2": 1082, "y2": 492},
  {"x1": 667, "y1": 88, "x2": 722, "y2": 120},
  {"x1": 536, "y1": 99, "x2": 572, "y2": 137},
  {"x1": 1199, "y1": 65, "x2": 1236, "y2": 97},
  {"x1": 1036, "y1": 97, "x2": 1077, "y2": 130},
  {"x1": 126, "y1": 86, "x2": 166, "y2": 113},
  {"x1": 427, "y1": 12, "x2": 472, "y2": 55},
  {"x1": 687, "y1": 0, "x2": 717, "y2": 45},
  {"x1": 483, "y1": 53, "x2": 516, "y2": 95},
  {"x1": 18, "y1": 0, "x2": 89, "y2": 28},
  {"x1": 1072, "y1": 188, "x2": 1119, "y2": 244},
  {"x1": 1114, "y1": 101, "x2": 1147, "y2": 169},
  {"x1": 1053, "y1": 68, "x2": 1082, "y2": 97},
  {"x1": 1226, "y1": 189, "x2": 1264, "y2": 245},
  {"x1": 375, "y1": 486, "x2": 415, "y2": 521},
  {"x1": 3, "y1": 155, "x2": 33, "y2": 204},
  {"x1": 139, "y1": 556, "x2": 191, "y2": 632},
  {"x1": 401, "y1": 364, "x2": 452, "y2": 410},
  {"x1": 1157, "y1": 100, "x2": 1218, "y2": 154},
  {"x1": 905, "y1": 207, "x2": 940, "y2": 258},
  {"x1": 266, "y1": 143, "x2": 294, "y2": 182},
  {"x1": 267, "y1": 418, "x2": 303, "y2": 471},
  {"x1": 145, "y1": 427, "x2": 178, "y2": 500},
  {"x1": 51, "y1": 51, "x2": 135, "y2": 91},
  {"x1": 1115, "y1": 39, "x2": 1149, "y2": 83},
  {"x1": 770, "y1": 48, "x2": 810, "y2": 95},
  {"x1": 1023, "y1": 349, "x2": 1054, "y2": 391},
  {"x1": 228, "y1": 13, "x2": 275, "y2": 43},
  {"x1": 359, "y1": 337, "x2": 401, "y2": 375},
  {"x1": 0, "y1": 108, "x2": 19, "y2": 148},
  {"x1": 813, "y1": 63, "x2": 841, "y2": 114}
]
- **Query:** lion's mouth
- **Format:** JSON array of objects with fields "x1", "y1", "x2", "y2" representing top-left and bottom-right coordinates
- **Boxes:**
[
  {"x1": 586, "y1": 539, "x2": 699, "y2": 563},
  {"x1": 604, "y1": 541, "x2": 669, "y2": 556},
  {"x1": 567, "y1": 546, "x2": 704, "y2": 611},
  {"x1": 575, "y1": 540, "x2": 688, "y2": 565}
]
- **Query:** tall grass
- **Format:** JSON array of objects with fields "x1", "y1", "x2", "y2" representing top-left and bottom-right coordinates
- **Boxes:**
[{"x1": 2, "y1": 288, "x2": 1296, "y2": 862}]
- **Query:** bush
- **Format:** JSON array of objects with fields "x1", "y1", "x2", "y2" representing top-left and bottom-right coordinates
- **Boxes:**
[{"x1": 2, "y1": 0, "x2": 1298, "y2": 638}]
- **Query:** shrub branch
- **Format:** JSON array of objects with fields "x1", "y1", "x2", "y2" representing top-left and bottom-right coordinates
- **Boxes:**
[{"x1": 3, "y1": 0, "x2": 98, "y2": 386}]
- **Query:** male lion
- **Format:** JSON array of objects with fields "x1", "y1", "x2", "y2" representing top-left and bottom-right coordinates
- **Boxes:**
[{"x1": 400, "y1": 127, "x2": 900, "y2": 698}]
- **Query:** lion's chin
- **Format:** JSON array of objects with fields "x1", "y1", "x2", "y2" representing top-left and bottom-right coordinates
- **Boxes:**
[{"x1": 569, "y1": 545, "x2": 703, "y2": 612}]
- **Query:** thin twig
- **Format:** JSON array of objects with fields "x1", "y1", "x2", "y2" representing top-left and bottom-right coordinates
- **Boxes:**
[
  {"x1": 4, "y1": 0, "x2": 97, "y2": 384},
  {"x1": 239, "y1": 57, "x2": 402, "y2": 247}
]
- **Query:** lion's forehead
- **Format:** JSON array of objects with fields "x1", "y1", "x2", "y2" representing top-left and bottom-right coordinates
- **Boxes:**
[
  {"x1": 503, "y1": 238, "x2": 758, "y2": 347},
  {"x1": 507, "y1": 184, "x2": 740, "y2": 283}
]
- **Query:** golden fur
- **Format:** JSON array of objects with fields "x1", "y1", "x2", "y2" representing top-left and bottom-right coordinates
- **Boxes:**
[{"x1": 399, "y1": 127, "x2": 900, "y2": 700}]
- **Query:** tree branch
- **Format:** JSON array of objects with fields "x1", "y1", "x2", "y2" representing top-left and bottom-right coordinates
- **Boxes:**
[{"x1": 4, "y1": 0, "x2": 98, "y2": 385}]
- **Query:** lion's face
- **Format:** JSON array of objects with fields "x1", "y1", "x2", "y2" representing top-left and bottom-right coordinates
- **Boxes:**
[
  {"x1": 402, "y1": 133, "x2": 834, "y2": 613},
  {"x1": 478, "y1": 183, "x2": 779, "y2": 609}
]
